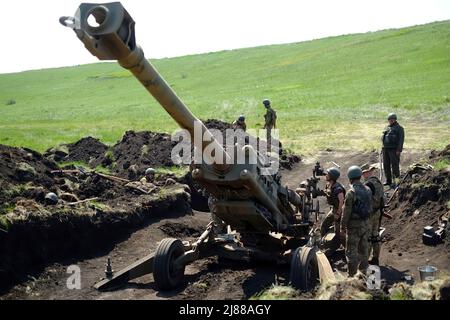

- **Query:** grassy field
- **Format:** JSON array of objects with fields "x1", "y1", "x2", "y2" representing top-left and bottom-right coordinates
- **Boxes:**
[{"x1": 1, "y1": 21, "x2": 449, "y2": 155}]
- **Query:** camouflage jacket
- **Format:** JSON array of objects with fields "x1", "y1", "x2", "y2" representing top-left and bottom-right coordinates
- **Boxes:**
[
  {"x1": 232, "y1": 120, "x2": 247, "y2": 131},
  {"x1": 341, "y1": 182, "x2": 372, "y2": 230},
  {"x1": 264, "y1": 108, "x2": 277, "y2": 128},
  {"x1": 382, "y1": 122, "x2": 405, "y2": 151},
  {"x1": 364, "y1": 176, "x2": 384, "y2": 211}
]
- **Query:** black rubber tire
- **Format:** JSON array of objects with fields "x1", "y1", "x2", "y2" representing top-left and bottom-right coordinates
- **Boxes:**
[
  {"x1": 290, "y1": 246, "x2": 319, "y2": 291},
  {"x1": 153, "y1": 238, "x2": 185, "y2": 290}
]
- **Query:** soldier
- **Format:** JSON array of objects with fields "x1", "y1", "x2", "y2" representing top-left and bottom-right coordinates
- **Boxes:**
[
  {"x1": 361, "y1": 163, "x2": 384, "y2": 266},
  {"x1": 262, "y1": 99, "x2": 277, "y2": 148},
  {"x1": 320, "y1": 167, "x2": 345, "y2": 245},
  {"x1": 232, "y1": 115, "x2": 247, "y2": 132},
  {"x1": 381, "y1": 113, "x2": 405, "y2": 188},
  {"x1": 44, "y1": 192, "x2": 59, "y2": 205},
  {"x1": 340, "y1": 166, "x2": 372, "y2": 277},
  {"x1": 140, "y1": 167, "x2": 177, "y2": 187},
  {"x1": 206, "y1": 193, "x2": 226, "y2": 234},
  {"x1": 140, "y1": 167, "x2": 156, "y2": 184}
]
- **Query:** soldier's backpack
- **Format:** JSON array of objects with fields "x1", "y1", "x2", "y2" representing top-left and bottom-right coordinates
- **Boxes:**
[
  {"x1": 365, "y1": 176, "x2": 383, "y2": 210},
  {"x1": 272, "y1": 109, "x2": 277, "y2": 127},
  {"x1": 350, "y1": 184, "x2": 372, "y2": 220}
]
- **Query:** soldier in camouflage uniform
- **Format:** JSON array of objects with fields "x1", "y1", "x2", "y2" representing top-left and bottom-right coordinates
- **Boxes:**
[
  {"x1": 341, "y1": 166, "x2": 373, "y2": 277},
  {"x1": 140, "y1": 167, "x2": 156, "y2": 184},
  {"x1": 381, "y1": 113, "x2": 405, "y2": 188},
  {"x1": 362, "y1": 163, "x2": 385, "y2": 266},
  {"x1": 320, "y1": 167, "x2": 345, "y2": 245},
  {"x1": 262, "y1": 99, "x2": 277, "y2": 149}
]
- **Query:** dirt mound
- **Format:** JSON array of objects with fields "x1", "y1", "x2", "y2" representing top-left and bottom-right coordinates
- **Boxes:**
[
  {"x1": 0, "y1": 146, "x2": 58, "y2": 202},
  {"x1": 44, "y1": 119, "x2": 302, "y2": 177},
  {"x1": 385, "y1": 169, "x2": 450, "y2": 249},
  {"x1": 110, "y1": 130, "x2": 176, "y2": 178},
  {"x1": 429, "y1": 144, "x2": 450, "y2": 160},
  {"x1": 203, "y1": 119, "x2": 233, "y2": 131},
  {"x1": 44, "y1": 137, "x2": 108, "y2": 163},
  {"x1": 203, "y1": 118, "x2": 301, "y2": 169},
  {"x1": 44, "y1": 131, "x2": 177, "y2": 179},
  {"x1": 382, "y1": 152, "x2": 450, "y2": 280},
  {"x1": 66, "y1": 137, "x2": 108, "y2": 164}
]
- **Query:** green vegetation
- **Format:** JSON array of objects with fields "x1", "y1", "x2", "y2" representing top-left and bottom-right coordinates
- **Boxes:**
[
  {"x1": 89, "y1": 200, "x2": 111, "y2": 211},
  {"x1": 104, "y1": 149, "x2": 115, "y2": 163},
  {"x1": 1, "y1": 184, "x2": 28, "y2": 199},
  {"x1": 156, "y1": 166, "x2": 189, "y2": 179},
  {"x1": 58, "y1": 160, "x2": 89, "y2": 169},
  {"x1": 0, "y1": 214, "x2": 11, "y2": 231},
  {"x1": 94, "y1": 165, "x2": 112, "y2": 175},
  {"x1": 1, "y1": 21, "x2": 449, "y2": 154},
  {"x1": 58, "y1": 160, "x2": 111, "y2": 174},
  {"x1": 251, "y1": 285, "x2": 300, "y2": 300},
  {"x1": 433, "y1": 159, "x2": 450, "y2": 171}
]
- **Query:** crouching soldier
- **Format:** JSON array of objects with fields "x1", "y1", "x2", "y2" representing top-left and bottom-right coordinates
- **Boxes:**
[
  {"x1": 320, "y1": 167, "x2": 345, "y2": 245},
  {"x1": 141, "y1": 167, "x2": 177, "y2": 187},
  {"x1": 140, "y1": 167, "x2": 156, "y2": 184},
  {"x1": 232, "y1": 115, "x2": 247, "y2": 132},
  {"x1": 341, "y1": 166, "x2": 373, "y2": 277},
  {"x1": 361, "y1": 164, "x2": 384, "y2": 266}
]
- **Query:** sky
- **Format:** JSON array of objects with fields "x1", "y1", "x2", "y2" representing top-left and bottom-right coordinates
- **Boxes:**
[{"x1": 1, "y1": 0, "x2": 449, "y2": 74}]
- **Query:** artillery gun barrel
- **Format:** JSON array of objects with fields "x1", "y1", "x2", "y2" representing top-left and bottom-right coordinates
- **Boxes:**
[{"x1": 60, "y1": 3, "x2": 231, "y2": 171}]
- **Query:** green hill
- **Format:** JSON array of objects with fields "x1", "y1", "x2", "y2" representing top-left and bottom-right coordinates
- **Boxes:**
[{"x1": 1, "y1": 20, "x2": 449, "y2": 154}]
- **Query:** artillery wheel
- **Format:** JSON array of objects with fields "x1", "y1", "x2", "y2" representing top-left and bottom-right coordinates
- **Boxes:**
[
  {"x1": 290, "y1": 246, "x2": 319, "y2": 291},
  {"x1": 153, "y1": 238, "x2": 185, "y2": 290}
]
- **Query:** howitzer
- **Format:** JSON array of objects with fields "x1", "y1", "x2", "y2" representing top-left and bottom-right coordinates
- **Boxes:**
[{"x1": 61, "y1": 2, "x2": 334, "y2": 292}]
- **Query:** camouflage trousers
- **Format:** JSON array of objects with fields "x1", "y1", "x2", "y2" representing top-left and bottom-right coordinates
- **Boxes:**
[
  {"x1": 320, "y1": 209, "x2": 343, "y2": 245},
  {"x1": 345, "y1": 224, "x2": 369, "y2": 277},
  {"x1": 265, "y1": 126, "x2": 273, "y2": 152},
  {"x1": 368, "y1": 211, "x2": 381, "y2": 260}
]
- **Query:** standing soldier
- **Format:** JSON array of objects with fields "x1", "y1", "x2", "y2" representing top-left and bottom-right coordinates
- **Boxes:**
[
  {"x1": 262, "y1": 99, "x2": 277, "y2": 148},
  {"x1": 381, "y1": 113, "x2": 405, "y2": 188},
  {"x1": 341, "y1": 166, "x2": 372, "y2": 277},
  {"x1": 232, "y1": 115, "x2": 247, "y2": 132},
  {"x1": 361, "y1": 164, "x2": 384, "y2": 266},
  {"x1": 320, "y1": 167, "x2": 345, "y2": 246}
]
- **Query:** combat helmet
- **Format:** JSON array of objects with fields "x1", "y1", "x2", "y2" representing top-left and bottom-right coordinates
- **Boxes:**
[{"x1": 347, "y1": 166, "x2": 362, "y2": 180}]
